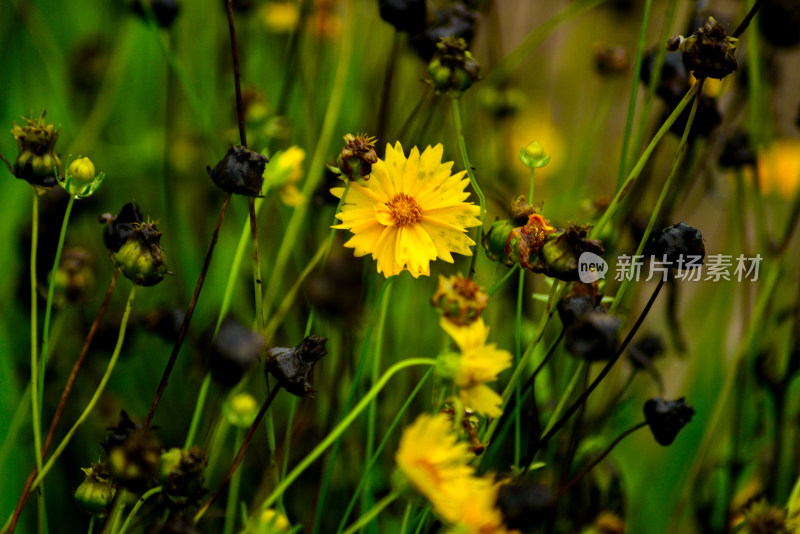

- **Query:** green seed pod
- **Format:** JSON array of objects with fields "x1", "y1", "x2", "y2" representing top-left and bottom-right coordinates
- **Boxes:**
[
  {"x1": 531, "y1": 224, "x2": 604, "y2": 281},
  {"x1": 10, "y1": 111, "x2": 62, "y2": 189},
  {"x1": 74, "y1": 463, "x2": 115, "y2": 516},
  {"x1": 482, "y1": 218, "x2": 516, "y2": 266},
  {"x1": 158, "y1": 446, "x2": 208, "y2": 503},
  {"x1": 111, "y1": 221, "x2": 169, "y2": 286},
  {"x1": 427, "y1": 36, "x2": 481, "y2": 97}
]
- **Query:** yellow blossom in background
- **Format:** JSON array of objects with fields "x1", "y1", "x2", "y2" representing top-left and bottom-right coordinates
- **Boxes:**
[
  {"x1": 332, "y1": 142, "x2": 481, "y2": 278},
  {"x1": 448, "y1": 477, "x2": 520, "y2": 534},
  {"x1": 757, "y1": 138, "x2": 800, "y2": 198},
  {"x1": 440, "y1": 317, "x2": 512, "y2": 417},
  {"x1": 249, "y1": 509, "x2": 291, "y2": 533},
  {"x1": 259, "y1": 2, "x2": 299, "y2": 33},
  {"x1": 395, "y1": 413, "x2": 476, "y2": 523},
  {"x1": 264, "y1": 146, "x2": 306, "y2": 206}
]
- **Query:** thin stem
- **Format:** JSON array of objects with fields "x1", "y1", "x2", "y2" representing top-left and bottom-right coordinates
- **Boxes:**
[
  {"x1": 533, "y1": 279, "x2": 664, "y2": 455},
  {"x1": 591, "y1": 82, "x2": 701, "y2": 238},
  {"x1": 342, "y1": 491, "x2": 399, "y2": 534},
  {"x1": 258, "y1": 358, "x2": 437, "y2": 513},
  {"x1": 40, "y1": 195, "x2": 76, "y2": 414},
  {"x1": 225, "y1": 0, "x2": 246, "y2": 147},
  {"x1": 451, "y1": 98, "x2": 486, "y2": 279},
  {"x1": 610, "y1": 79, "x2": 704, "y2": 312},
  {"x1": 732, "y1": 0, "x2": 765, "y2": 38},
  {"x1": 559, "y1": 422, "x2": 648, "y2": 496},
  {"x1": 194, "y1": 385, "x2": 282, "y2": 523},
  {"x1": 29, "y1": 284, "x2": 138, "y2": 493},
  {"x1": 489, "y1": 264, "x2": 519, "y2": 297},
  {"x1": 29, "y1": 191, "x2": 43, "y2": 473},
  {"x1": 116, "y1": 486, "x2": 162, "y2": 534},
  {"x1": 223, "y1": 428, "x2": 245, "y2": 534},
  {"x1": 183, "y1": 372, "x2": 212, "y2": 448},
  {"x1": 615, "y1": 0, "x2": 652, "y2": 190},
  {"x1": 145, "y1": 193, "x2": 232, "y2": 428},
  {"x1": 249, "y1": 198, "x2": 264, "y2": 333}
]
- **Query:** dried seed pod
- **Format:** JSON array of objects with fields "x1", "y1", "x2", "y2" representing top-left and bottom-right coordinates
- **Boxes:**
[
  {"x1": 627, "y1": 334, "x2": 665, "y2": 369},
  {"x1": 378, "y1": 0, "x2": 426, "y2": 34},
  {"x1": 557, "y1": 294, "x2": 597, "y2": 329},
  {"x1": 644, "y1": 397, "x2": 695, "y2": 446},
  {"x1": 266, "y1": 335, "x2": 328, "y2": 397},
  {"x1": 593, "y1": 44, "x2": 629, "y2": 76},
  {"x1": 100, "y1": 202, "x2": 144, "y2": 254},
  {"x1": 758, "y1": 0, "x2": 800, "y2": 48},
  {"x1": 74, "y1": 462, "x2": 115, "y2": 516},
  {"x1": 336, "y1": 133, "x2": 378, "y2": 184},
  {"x1": 506, "y1": 213, "x2": 557, "y2": 270},
  {"x1": 427, "y1": 36, "x2": 481, "y2": 97},
  {"x1": 158, "y1": 446, "x2": 208, "y2": 504},
  {"x1": 564, "y1": 311, "x2": 622, "y2": 361},
  {"x1": 674, "y1": 17, "x2": 738, "y2": 80},
  {"x1": 51, "y1": 246, "x2": 94, "y2": 308},
  {"x1": 104, "y1": 411, "x2": 161, "y2": 491},
  {"x1": 531, "y1": 223, "x2": 605, "y2": 281},
  {"x1": 431, "y1": 274, "x2": 489, "y2": 326},
  {"x1": 207, "y1": 145, "x2": 269, "y2": 197},
  {"x1": 411, "y1": 2, "x2": 478, "y2": 61},
  {"x1": 650, "y1": 222, "x2": 705, "y2": 267},
  {"x1": 111, "y1": 220, "x2": 169, "y2": 286},
  {"x1": 10, "y1": 111, "x2": 62, "y2": 189}
]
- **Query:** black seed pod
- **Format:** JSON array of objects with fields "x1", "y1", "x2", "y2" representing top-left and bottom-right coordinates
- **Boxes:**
[
  {"x1": 564, "y1": 311, "x2": 622, "y2": 361},
  {"x1": 557, "y1": 295, "x2": 597, "y2": 329},
  {"x1": 266, "y1": 335, "x2": 328, "y2": 397},
  {"x1": 205, "y1": 318, "x2": 265, "y2": 387},
  {"x1": 158, "y1": 446, "x2": 208, "y2": 504},
  {"x1": 100, "y1": 203, "x2": 144, "y2": 254},
  {"x1": 102, "y1": 410, "x2": 139, "y2": 452},
  {"x1": 651, "y1": 222, "x2": 705, "y2": 267},
  {"x1": 496, "y1": 483, "x2": 557, "y2": 531},
  {"x1": 677, "y1": 17, "x2": 738, "y2": 80},
  {"x1": 627, "y1": 334, "x2": 665, "y2": 370},
  {"x1": 103, "y1": 412, "x2": 161, "y2": 491},
  {"x1": 379, "y1": 0, "x2": 427, "y2": 34},
  {"x1": 644, "y1": 397, "x2": 695, "y2": 446},
  {"x1": 131, "y1": 0, "x2": 180, "y2": 28},
  {"x1": 719, "y1": 130, "x2": 757, "y2": 168},
  {"x1": 759, "y1": 0, "x2": 800, "y2": 48},
  {"x1": 207, "y1": 145, "x2": 268, "y2": 197}
]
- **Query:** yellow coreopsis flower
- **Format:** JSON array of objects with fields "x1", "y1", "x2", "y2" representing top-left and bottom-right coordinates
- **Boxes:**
[
  {"x1": 448, "y1": 477, "x2": 520, "y2": 534},
  {"x1": 395, "y1": 413, "x2": 476, "y2": 523},
  {"x1": 440, "y1": 318, "x2": 512, "y2": 417},
  {"x1": 332, "y1": 142, "x2": 481, "y2": 278}
]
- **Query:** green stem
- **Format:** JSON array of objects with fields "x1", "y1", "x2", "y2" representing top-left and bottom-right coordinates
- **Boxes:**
[
  {"x1": 29, "y1": 191, "x2": 43, "y2": 478},
  {"x1": 40, "y1": 194, "x2": 75, "y2": 412},
  {"x1": 615, "y1": 0, "x2": 652, "y2": 190},
  {"x1": 489, "y1": 264, "x2": 519, "y2": 297},
  {"x1": 183, "y1": 373, "x2": 212, "y2": 448},
  {"x1": 223, "y1": 428, "x2": 245, "y2": 534},
  {"x1": 342, "y1": 491, "x2": 399, "y2": 534},
  {"x1": 116, "y1": 486, "x2": 162, "y2": 534},
  {"x1": 29, "y1": 285, "x2": 137, "y2": 493},
  {"x1": 87, "y1": 515, "x2": 95, "y2": 534},
  {"x1": 259, "y1": 358, "x2": 437, "y2": 512},
  {"x1": 591, "y1": 82, "x2": 701, "y2": 238},
  {"x1": 451, "y1": 98, "x2": 486, "y2": 279},
  {"x1": 399, "y1": 503, "x2": 413, "y2": 534},
  {"x1": 610, "y1": 79, "x2": 704, "y2": 312}
]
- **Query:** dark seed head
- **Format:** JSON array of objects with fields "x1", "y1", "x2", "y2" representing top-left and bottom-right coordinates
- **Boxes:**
[
  {"x1": 644, "y1": 397, "x2": 695, "y2": 446},
  {"x1": 378, "y1": 0, "x2": 427, "y2": 34},
  {"x1": 564, "y1": 311, "x2": 622, "y2": 361},
  {"x1": 207, "y1": 145, "x2": 268, "y2": 197},
  {"x1": 651, "y1": 222, "x2": 705, "y2": 267},
  {"x1": 206, "y1": 318, "x2": 265, "y2": 388},
  {"x1": 266, "y1": 335, "x2": 328, "y2": 397}
]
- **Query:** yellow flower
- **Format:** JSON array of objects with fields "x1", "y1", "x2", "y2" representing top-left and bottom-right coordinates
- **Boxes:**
[
  {"x1": 264, "y1": 146, "x2": 306, "y2": 206},
  {"x1": 440, "y1": 318, "x2": 512, "y2": 417},
  {"x1": 395, "y1": 413, "x2": 476, "y2": 523},
  {"x1": 448, "y1": 477, "x2": 519, "y2": 534},
  {"x1": 332, "y1": 142, "x2": 481, "y2": 278},
  {"x1": 757, "y1": 138, "x2": 800, "y2": 198}
]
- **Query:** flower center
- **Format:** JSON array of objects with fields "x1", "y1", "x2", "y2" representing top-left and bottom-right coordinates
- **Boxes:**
[{"x1": 387, "y1": 193, "x2": 422, "y2": 228}]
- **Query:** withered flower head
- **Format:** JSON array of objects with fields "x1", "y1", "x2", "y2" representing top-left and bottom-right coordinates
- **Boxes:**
[
  {"x1": 337, "y1": 133, "x2": 378, "y2": 183},
  {"x1": 110, "y1": 219, "x2": 169, "y2": 286},
  {"x1": 531, "y1": 223, "x2": 605, "y2": 281},
  {"x1": 644, "y1": 397, "x2": 695, "y2": 446},
  {"x1": 207, "y1": 145, "x2": 269, "y2": 197},
  {"x1": 10, "y1": 110, "x2": 62, "y2": 189},
  {"x1": 593, "y1": 44, "x2": 629, "y2": 76},
  {"x1": 670, "y1": 17, "x2": 738, "y2": 80},
  {"x1": 52, "y1": 246, "x2": 95, "y2": 308},
  {"x1": 158, "y1": 446, "x2": 208, "y2": 504},
  {"x1": 440, "y1": 405, "x2": 488, "y2": 455},
  {"x1": 104, "y1": 411, "x2": 161, "y2": 491},
  {"x1": 428, "y1": 35, "x2": 481, "y2": 97},
  {"x1": 411, "y1": 2, "x2": 478, "y2": 61},
  {"x1": 564, "y1": 310, "x2": 622, "y2": 361},
  {"x1": 266, "y1": 335, "x2": 328, "y2": 397},
  {"x1": 651, "y1": 222, "x2": 705, "y2": 267},
  {"x1": 740, "y1": 498, "x2": 795, "y2": 534},
  {"x1": 431, "y1": 274, "x2": 489, "y2": 326},
  {"x1": 74, "y1": 462, "x2": 115, "y2": 516},
  {"x1": 506, "y1": 213, "x2": 557, "y2": 270},
  {"x1": 557, "y1": 289, "x2": 600, "y2": 330},
  {"x1": 206, "y1": 318, "x2": 265, "y2": 387}
]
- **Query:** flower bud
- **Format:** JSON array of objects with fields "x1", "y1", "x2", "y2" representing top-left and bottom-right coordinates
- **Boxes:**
[
  {"x1": 74, "y1": 463, "x2": 115, "y2": 515},
  {"x1": 158, "y1": 446, "x2": 207, "y2": 503},
  {"x1": 673, "y1": 17, "x2": 738, "y2": 80},
  {"x1": 61, "y1": 155, "x2": 105, "y2": 197},
  {"x1": 643, "y1": 397, "x2": 695, "y2": 446},
  {"x1": 431, "y1": 274, "x2": 488, "y2": 326},
  {"x1": 336, "y1": 133, "x2": 378, "y2": 184},
  {"x1": 266, "y1": 335, "x2": 328, "y2": 397},
  {"x1": 427, "y1": 36, "x2": 480, "y2": 97},
  {"x1": 564, "y1": 311, "x2": 622, "y2": 361},
  {"x1": 10, "y1": 111, "x2": 62, "y2": 189},
  {"x1": 224, "y1": 392, "x2": 260, "y2": 428},
  {"x1": 482, "y1": 218, "x2": 516, "y2": 266},
  {"x1": 207, "y1": 145, "x2": 269, "y2": 197},
  {"x1": 519, "y1": 141, "x2": 551, "y2": 169},
  {"x1": 650, "y1": 222, "x2": 705, "y2": 267},
  {"x1": 112, "y1": 221, "x2": 169, "y2": 286}
]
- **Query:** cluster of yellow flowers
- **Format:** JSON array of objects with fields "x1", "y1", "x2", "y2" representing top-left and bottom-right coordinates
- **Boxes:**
[{"x1": 395, "y1": 414, "x2": 518, "y2": 533}]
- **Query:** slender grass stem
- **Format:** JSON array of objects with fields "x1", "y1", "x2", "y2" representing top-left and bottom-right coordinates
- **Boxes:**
[
  {"x1": 183, "y1": 372, "x2": 212, "y2": 449},
  {"x1": 258, "y1": 358, "x2": 437, "y2": 513},
  {"x1": 40, "y1": 194, "x2": 75, "y2": 413},
  {"x1": 223, "y1": 428, "x2": 246, "y2": 534},
  {"x1": 29, "y1": 191, "x2": 43, "y2": 474},
  {"x1": 489, "y1": 264, "x2": 519, "y2": 296},
  {"x1": 591, "y1": 82, "x2": 700, "y2": 238},
  {"x1": 194, "y1": 386, "x2": 282, "y2": 523},
  {"x1": 145, "y1": 193, "x2": 232, "y2": 428},
  {"x1": 249, "y1": 198, "x2": 265, "y2": 333},
  {"x1": 342, "y1": 491, "x2": 399, "y2": 534},
  {"x1": 615, "y1": 0, "x2": 652, "y2": 190},
  {"x1": 29, "y1": 284, "x2": 138, "y2": 493},
  {"x1": 116, "y1": 486, "x2": 162, "y2": 534},
  {"x1": 451, "y1": 98, "x2": 486, "y2": 279},
  {"x1": 610, "y1": 79, "x2": 703, "y2": 312}
]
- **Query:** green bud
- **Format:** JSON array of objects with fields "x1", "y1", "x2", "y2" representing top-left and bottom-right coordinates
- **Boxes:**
[
  {"x1": 69, "y1": 157, "x2": 95, "y2": 185},
  {"x1": 224, "y1": 392, "x2": 259, "y2": 428},
  {"x1": 519, "y1": 141, "x2": 550, "y2": 169},
  {"x1": 74, "y1": 464, "x2": 115, "y2": 516},
  {"x1": 60, "y1": 155, "x2": 106, "y2": 197},
  {"x1": 482, "y1": 218, "x2": 515, "y2": 266},
  {"x1": 111, "y1": 221, "x2": 169, "y2": 286},
  {"x1": 250, "y1": 509, "x2": 292, "y2": 533}
]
